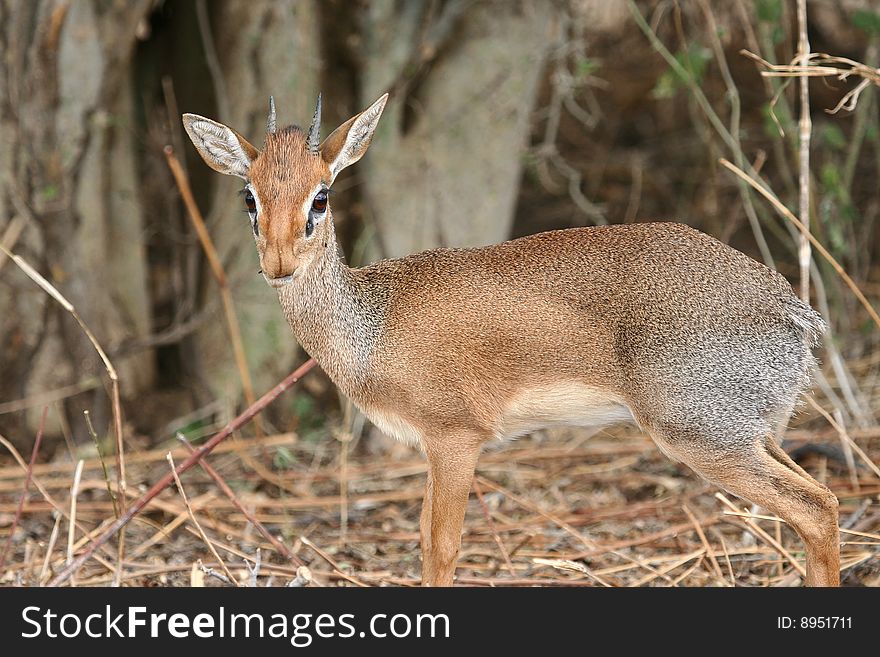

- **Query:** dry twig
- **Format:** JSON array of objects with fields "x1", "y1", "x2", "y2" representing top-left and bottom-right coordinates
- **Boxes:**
[
  {"x1": 0, "y1": 407, "x2": 47, "y2": 570},
  {"x1": 47, "y1": 359, "x2": 317, "y2": 586},
  {"x1": 718, "y1": 159, "x2": 880, "y2": 331},
  {"x1": 168, "y1": 452, "x2": 239, "y2": 585}
]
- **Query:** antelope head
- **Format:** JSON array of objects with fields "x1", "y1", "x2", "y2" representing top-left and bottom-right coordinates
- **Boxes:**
[{"x1": 182, "y1": 93, "x2": 389, "y2": 287}]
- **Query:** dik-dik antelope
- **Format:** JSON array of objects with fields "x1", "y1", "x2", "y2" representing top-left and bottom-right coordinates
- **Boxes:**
[{"x1": 183, "y1": 93, "x2": 840, "y2": 587}]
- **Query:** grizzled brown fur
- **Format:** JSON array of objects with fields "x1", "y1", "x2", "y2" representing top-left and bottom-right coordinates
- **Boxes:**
[{"x1": 183, "y1": 95, "x2": 839, "y2": 587}]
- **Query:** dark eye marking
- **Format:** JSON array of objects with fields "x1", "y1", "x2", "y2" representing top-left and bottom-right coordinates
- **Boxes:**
[
  {"x1": 312, "y1": 190, "x2": 328, "y2": 214},
  {"x1": 244, "y1": 189, "x2": 257, "y2": 213},
  {"x1": 305, "y1": 189, "x2": 328, "y2": 238},
  {"x1": 242, "y1": 187, "x2": 259, "y2": 236}
]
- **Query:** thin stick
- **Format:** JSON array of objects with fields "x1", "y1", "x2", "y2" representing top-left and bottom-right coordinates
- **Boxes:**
[
  {"x1": 47, "y1": 358, "x2": 317, "y2": 587},
  {"x1": 200, "y1": 560, "x2": 232, "y2": 585},
  {"x1": 715, "y1": 531, "x2": 737, "y2": 586},
  {"x1": 630, "y1": 548, "x2": 704, "y2": 587},
  {"x1": 696, "y1": 0, "x2": 775, "y2": 269},
  {"x1": 0, "y1": 435, "x2": 120, "y2": 571},
  {"x1": 720, "y1": 508, "x2": 878, "y2": 542},
  {"x1": 0, "y1": 215, "x2": 26, "y2": 273},
  {"x1": 0, "y1": 378, "x2": 101, "y2": 415},
  {"x1": 741, "y1": 50, "x2": 880, "y2": 114},
  {"x1": 718, "y1": 158, "x2": 880, "y2": 330},
  {"x1": 628, "y1": 0, "x2": 776, "y2": 265},
  {"x1": 129, "y1": 493, "x2": 213, "y2": 559},
  {"x1": 195, "y1": 0, "x2": 230, "y2": 121},
  {"x1": 796, "y1": 0, "x2": 812, "y2": 302},
  {"x1": 805, "y1": 397, "x2": 880, "y2": 480},
  {"x1": 177, "y1": 434, "x2": 304, "y2": 566},
  {"x1": 715, "y1": 493, "x2": 807, "y2": 579},
  {"x1": 300, "y1": 536, "x2": 368, "y2": 587},
  {"x1": 167, "y1": 452, "x2": 239, "y2": 585},
  {"x1": 84, "y1": 410, "x2": 119, "y2": 518},
  {"x1": 161, "y1": 76, "x2": 187, "y2": 173},
  {"x1": 0, "y1": 406, "x2": 47, "y2": 570},
  {"x1": 163, "y1": 145, "x2": 263, "y2": 439},
  {"x1": 473, "y1": 477, "x2": 516, "y2": 578},
  {"x1": 682, "y1": 505, "x2": 727, "y2": 586},
  {"x1": 338, "y1": 427, "x2": 350, "y2": 547},
  {"x1": 66, "y1": 460, "x2": 85, "y2": 584},
  {"x1": 475, "y1": 475, "x2": 613, "y2": 587},
  {"x1": 833, "y1": 408, "x2": 860, "y2": 492},
  {"x1": 248, "y1": 548, "x2": 262, "y2": 587},
  {"x1": 38, "y1": 512, "x2": 63, "y2": 584},
  {"x1": 0, "y1": 245, "x2": 127, "y2": 532}
]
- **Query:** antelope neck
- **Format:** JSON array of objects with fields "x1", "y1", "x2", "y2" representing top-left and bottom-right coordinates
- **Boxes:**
[{"x1": 277, "y1": 228, "x2": 385, "y2": 397}]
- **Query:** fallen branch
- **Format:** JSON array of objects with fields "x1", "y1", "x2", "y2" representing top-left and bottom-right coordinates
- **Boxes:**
[
  {"x1": 177, "y1": 434, "x2": 304, "y2": 566},
  {"x1": 47, "y1": 358, "x2": 317, "y2": 587},
  {"x1": 168, "y1": 452, "x2": 238, "y2": 585},
  {"x1": 164, "y1": 145, "x2": 263, "y2": 438},
  {"x1": 0, "y1": 244, "x2": 128, "y2": 573},
  {"x1": 0, "y1": 407, "x2": 47, "y2": 570}
]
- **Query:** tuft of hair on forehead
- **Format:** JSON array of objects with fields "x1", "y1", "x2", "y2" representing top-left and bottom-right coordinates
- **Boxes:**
[
  {"x1": 260, "y1": 125, "x2": 306, "y2": 157},
  {"x1": 262, "y1": 124, "x2": 303, "y2": 145},
  {"x1": 262, "y1": 124, "x2": 322, "y2": 157},
  {"x1": 252, "y1": 122, "x2": 329, "y2": 187}
]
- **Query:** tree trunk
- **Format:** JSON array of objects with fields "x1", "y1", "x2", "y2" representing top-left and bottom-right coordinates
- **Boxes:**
[
  {"x1": 0, "y1": 0, "x2": 154, "y2": 443},
  {"x1": 359, "y1": 0, "x2": 555, "y2": 257},
  {"x1": 192, "y1": 0, "x2": 320, "y2": 404}
]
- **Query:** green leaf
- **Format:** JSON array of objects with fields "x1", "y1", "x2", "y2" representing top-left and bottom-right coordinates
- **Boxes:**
[
  {"x1": 821, "y1": 123, "x2": 847, "y2": 151},
  {"x1": 820, "y1": 162, "x2": 841, "y2": 190},
  {"x1": 292, "y1": 393, "x2": 315, "y2": 420},
  {"x1": 41, "y1": 184, "x2": 59, "y2": 201},
  {"x1": 851, "y1": 9, "x2": 880, "y2": 36},
  {"x1": 841, "y1": 202, "x2": 859, "y2": 226},
  {"x1": 290, "y1": 392, "x2": 324, "y2": 435},
  {"x1": 680, "y1": 44, "x2": 711, "y2": 83},
  {"x1": 273, "y1": 446, "x2": 296, "y2": 470},
  {"x1": 757, "y1": 0, "x2": 782, "y2": 23},
  {"x1": 651, "y1": 45, "x2": 711, "y2": 99},
  {"x1": 175, "y1": 418, "x2": 207, "y2": 441},
  {"x1": 770, "y1": 25, "x2": 785, "y2": 45},
  {"x1": 574, "y1": 55, "x2": 598, "y2": 80},
  {"x1": 652, "y1": 70, "x2": 679, "y2": 99}
]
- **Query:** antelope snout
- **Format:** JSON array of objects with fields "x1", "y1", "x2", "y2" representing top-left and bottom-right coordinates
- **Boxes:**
[{"x1": 261, "y1": 245, "x2": 296, "y2": 288}]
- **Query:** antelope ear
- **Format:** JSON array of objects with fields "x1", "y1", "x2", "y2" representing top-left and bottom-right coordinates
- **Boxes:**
[
  {"x1": 182, "y1": 114, "x2": 259, "y2": 180},
  {"x1": 320, "y1": 93, "x2": 389, "y2": 181}
]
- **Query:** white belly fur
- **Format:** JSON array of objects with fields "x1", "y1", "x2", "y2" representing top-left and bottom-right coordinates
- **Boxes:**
[
  {"x1": 495, "y1": 382, "x2": 634, "y2": 440},
  {"x1": 361, "y1": 405, "x2": 425, "y2": 448},
  {"x1": 361, "y1": 383, "x2": 633, "y2": 447}
]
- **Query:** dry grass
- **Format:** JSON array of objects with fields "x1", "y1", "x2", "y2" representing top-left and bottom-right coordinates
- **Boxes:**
[{"x1": 1, "y1": 394, "x2": 877, "y2": 587}]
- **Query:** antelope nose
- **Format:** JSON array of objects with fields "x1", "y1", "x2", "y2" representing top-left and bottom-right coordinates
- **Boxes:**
[{"x1": 262, "y1": 247, "x2": 295, "y2": 287}]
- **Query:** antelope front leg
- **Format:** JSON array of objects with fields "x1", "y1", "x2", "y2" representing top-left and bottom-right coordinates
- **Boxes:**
[{"x1": 420, "y1": 439, "x2": 481, "y2": 586}]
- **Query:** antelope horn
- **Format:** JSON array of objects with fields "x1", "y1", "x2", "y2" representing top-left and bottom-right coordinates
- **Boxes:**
[
  {"x1": 267, "y1": 96, "x2": 277, "y2": 134},
  {"x1": 307, "y1": 93, "x2": 322, "y2": 153}
]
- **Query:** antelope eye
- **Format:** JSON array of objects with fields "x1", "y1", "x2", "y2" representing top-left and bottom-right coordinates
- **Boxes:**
[
  {"x1": 244, "y1": 189, "x2": 257, "y2": 214},
  {"x1": 311, "y1": 190, "x2": 328, "y2": 213}
]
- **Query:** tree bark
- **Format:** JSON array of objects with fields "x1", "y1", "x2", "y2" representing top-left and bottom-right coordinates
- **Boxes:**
[
  {"x1": 192, "y1": 0, "x2": 320, "y2": 403},
  {"x1": 0, "y1": 0, "x2": 154, "y2": 442},
  {"x1": 359, "y1": 0, "x2": 555, "y2": 257}
]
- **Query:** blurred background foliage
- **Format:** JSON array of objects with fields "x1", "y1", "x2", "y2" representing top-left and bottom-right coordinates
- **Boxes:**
[{"x1": 1, "y1": 0, "x2": 878, "y2": 455}]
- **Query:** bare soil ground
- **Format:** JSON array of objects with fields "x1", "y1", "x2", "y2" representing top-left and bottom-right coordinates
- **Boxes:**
[{"x1": 1, "y1": 397, "x2": 878, "y2": 587}]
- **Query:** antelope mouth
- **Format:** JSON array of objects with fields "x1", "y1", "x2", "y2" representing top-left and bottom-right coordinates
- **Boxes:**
[{"x1": 264, "y1": 273, "x2": 294, "y2": 288}]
